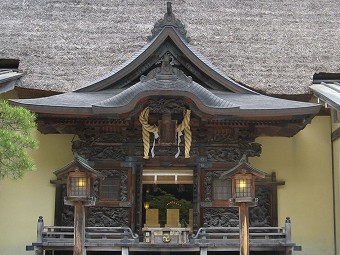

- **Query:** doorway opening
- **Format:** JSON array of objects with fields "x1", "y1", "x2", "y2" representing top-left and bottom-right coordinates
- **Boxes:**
[{"x1": 142, "y1": 169, "x2": 193, "y2": 228}]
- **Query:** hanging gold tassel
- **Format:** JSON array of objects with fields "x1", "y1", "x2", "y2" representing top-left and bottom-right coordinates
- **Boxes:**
[
  {"x1": 176, "y1": 109, "x2": 192, "y2": 158},
  {"x1": 139, "y1": 107, "x2": 159, "y2": 159}
]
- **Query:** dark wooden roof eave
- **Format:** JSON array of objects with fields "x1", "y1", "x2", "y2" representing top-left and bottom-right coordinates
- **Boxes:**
[{"x1": 10, "y1": 99, "x2": 321, "y2": 120}]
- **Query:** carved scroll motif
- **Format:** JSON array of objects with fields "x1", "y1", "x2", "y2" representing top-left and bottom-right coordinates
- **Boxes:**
[
  {"x1": 88, "y1": 207, "x2": 129, "y2": 227},
  {"x1": 72, "y1": 140, "x2": 128, "y2": 161},
  {"x1": 148, "y1": 97, "x2": 185, "y2": 114},
  {"x1": 249, "y1": 186, "x2": 272, "y2": 227},
  {"x1": 203, "y1": 208, "x2": 239, "y2": 227},
  {"x1": 206, "y1": 143, "x2": 261, "y2": 162},
  {"x1": 204, "y1": 171, "x2": 222, "y2": 202}
]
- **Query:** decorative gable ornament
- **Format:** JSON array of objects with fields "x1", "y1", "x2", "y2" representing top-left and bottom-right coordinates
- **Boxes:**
[{"x1": 148, "y1": 2, "x2": 190, "y2": 43}]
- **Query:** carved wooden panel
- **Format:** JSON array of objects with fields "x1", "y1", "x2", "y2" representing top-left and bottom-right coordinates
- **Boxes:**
[
  {"x1": 203, "y1": 208, "x2": 239, "y2": 227},
  {"x1": 87, "y1": 207, "x2": 129, "y2": 227},
  {"x1": 73, "y1": 142, "x2": 128, "y2": 161},
  {"x1": 158, "y1": 117, "x2": 177, "y2": 145},
  {"x1": 135, "y1": 166, "x2": 143, "y2": 233},
  {"x1": 148, "y1": 97, "x2": 185, "y2": 114},
  {"x1": 206, "y1": 143, "x2": 261, "y2": 162},
  {"x1": 202, "y1": 171, "x2": 277, "y2": 227},
  {"x1": 192, "y1": 167, "x2": 200, "y2": 230},
  {"x1": 134, "y1": 146, "x2": 200, "y2": 159},
  {"x1": 56, "y1": 169, "x2": 129, "y2": 227},
  {"x1": 249, "y1": 186, "x2": 272, "y2": 227},
  {"x1": 59, "y1": 184, "x2": 74, "y2": 226},
  {"x1": 204, "y1": 171, "x2": 221, "y2": 202}
]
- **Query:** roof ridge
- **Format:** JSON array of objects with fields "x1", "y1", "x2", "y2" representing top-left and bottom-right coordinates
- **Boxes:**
[{"x1": 147, "y1": 2, "x2": 190, "y2": 43}]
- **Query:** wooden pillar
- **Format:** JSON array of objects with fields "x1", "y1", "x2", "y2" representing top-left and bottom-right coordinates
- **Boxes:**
[
  {"x1": 74, "y1": 201, "x2": 86, "y2": 255},
  {"x1": 239, "y1": 202, "x2": 249, "y2": 255}
]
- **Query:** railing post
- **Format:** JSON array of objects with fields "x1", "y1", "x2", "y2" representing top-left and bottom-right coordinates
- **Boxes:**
[
  {"x1": 285, "y1": 217, "x2": 291, "y2": 244},
  {"x1": 202, "y1": 228, "x2": 206, "y2": 241},
  {"x1": 124, "y1": 228, "x2": 128, "y2": 241},
  {"x1": 36, "y1": 216, "x2": 44, "y2": 255},
  {"x1": 200, "y1": 247, "x2": 208, "y2": 255},
  {"x1": 121, "y1": 247, "x2": 129, "y2": 255},
  {"x1": 285, "y1": 217, "x2": 292, "y2": 255}
]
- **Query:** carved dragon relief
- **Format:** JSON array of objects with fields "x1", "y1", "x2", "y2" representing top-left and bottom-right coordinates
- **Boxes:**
[
  {"x1": 73, "y1": 140, "x2": 128, "y2": 161},
  {"x1": 88, "y1": 207, "x2": 130, "y2": 227},
  {"x1": 206, "y1": 143, "x2": 261, "y2": 162}
]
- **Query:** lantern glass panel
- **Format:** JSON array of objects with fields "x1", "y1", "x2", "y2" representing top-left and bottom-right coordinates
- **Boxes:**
[
  {"x1": 70, "y1": 176, "x2": 88, "y2": 197},
  {"x1": 235, "y1": 178, "x2": 251, "y2": 198}
]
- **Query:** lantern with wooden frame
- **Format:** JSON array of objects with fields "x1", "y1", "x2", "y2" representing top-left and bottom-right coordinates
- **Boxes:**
[
  {"x1": 220, "y1": 155, "x2": 267, "y2": 206},
  {"x1": 53, "y1": 155, "x2": 104, "y2": 206},
  {"x1": 53, "y1": 155, "x2": 104, "y2": 255},
  {"x1": 220, "y1": 155, "x2": 267, "y2": 255},
  {"x1": 67, "y1": 170, "x2": 90, "y2": 199}
]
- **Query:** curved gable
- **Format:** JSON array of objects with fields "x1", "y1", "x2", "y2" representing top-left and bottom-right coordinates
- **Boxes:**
[{"x1": 76, "y1": 5, "x2": 255, "y2": 94}]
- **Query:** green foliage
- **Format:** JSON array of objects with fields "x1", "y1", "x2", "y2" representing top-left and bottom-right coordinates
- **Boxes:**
[{"x1": 0, "y1": 100, "x2": 38, "y2": 179}]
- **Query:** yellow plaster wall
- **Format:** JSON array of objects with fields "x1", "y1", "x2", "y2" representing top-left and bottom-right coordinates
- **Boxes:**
[
  {"x1": 0, "y1": 90, "x2": 18, "y2": 99},
  {"x1": 0, "y1": 115, "x2": 334, "y2": 255},
  {"x1": 251, "y1": 116, "x2": 334, "y2": 255},
  {"x1": 0, "y1": 132, "x2": 74, "y2": 255},
  {"x1": 334, "y1": 137, "x2": 340, "y2": 255},
  {"x1": 331, "y1": 110, "x2": 340, "y2": 255}
]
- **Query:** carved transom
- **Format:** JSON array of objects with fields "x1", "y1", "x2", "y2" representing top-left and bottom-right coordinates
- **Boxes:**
[{"x1": 148, "y1": 97, "x2": 185, "y2": 114}]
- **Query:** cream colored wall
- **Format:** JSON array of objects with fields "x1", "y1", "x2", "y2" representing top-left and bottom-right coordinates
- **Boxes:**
[
  {"x1": 331, "y1": 110, "x2": 340, "y2": 255},
  {"x1": 0, "y1": 90, "x2": 17, "y2": 99},
  {"x1": 0, "y1": 132, "x2": 74, "y2": 255},
  {"x1": 0, "y1": 115, "x2": 334, "y2": 255},
  {"x1": 334, "y1": 137, "x2": 340, "y2": 255},
  {"x1": 251, "y1": 116, "x2": 334, "y2": 255}
]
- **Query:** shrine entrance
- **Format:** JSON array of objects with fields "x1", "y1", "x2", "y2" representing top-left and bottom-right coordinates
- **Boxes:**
[{"x1": 142, "y1": 169, "x2": 194, "y2": 229}]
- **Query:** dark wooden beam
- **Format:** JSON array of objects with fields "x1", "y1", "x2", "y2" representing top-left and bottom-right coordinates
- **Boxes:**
[{"x1": 332, "y1": 126, "x2": 340, "y2": 141}]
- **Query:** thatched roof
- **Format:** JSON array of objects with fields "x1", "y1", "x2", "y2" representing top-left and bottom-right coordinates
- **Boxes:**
[{"x1": 1, "y1": 0, "x2": 339, "y2": 96}]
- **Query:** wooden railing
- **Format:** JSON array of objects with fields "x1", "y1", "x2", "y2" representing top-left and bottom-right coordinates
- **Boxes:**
[
  {"x1": 191, "y1": 217, "x2": 300, "y2": 255},
  {"x1": 28, "y1": 216, "x2": 300, "y2": 255},
  {"x1": 192, "y1": 226, "x2": 288, "y2": 244}
]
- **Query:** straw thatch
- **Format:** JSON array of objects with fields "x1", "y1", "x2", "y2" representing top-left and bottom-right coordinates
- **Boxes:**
[{"x1": 1, "y1": 0, "x2": 339, "y2": 95}]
